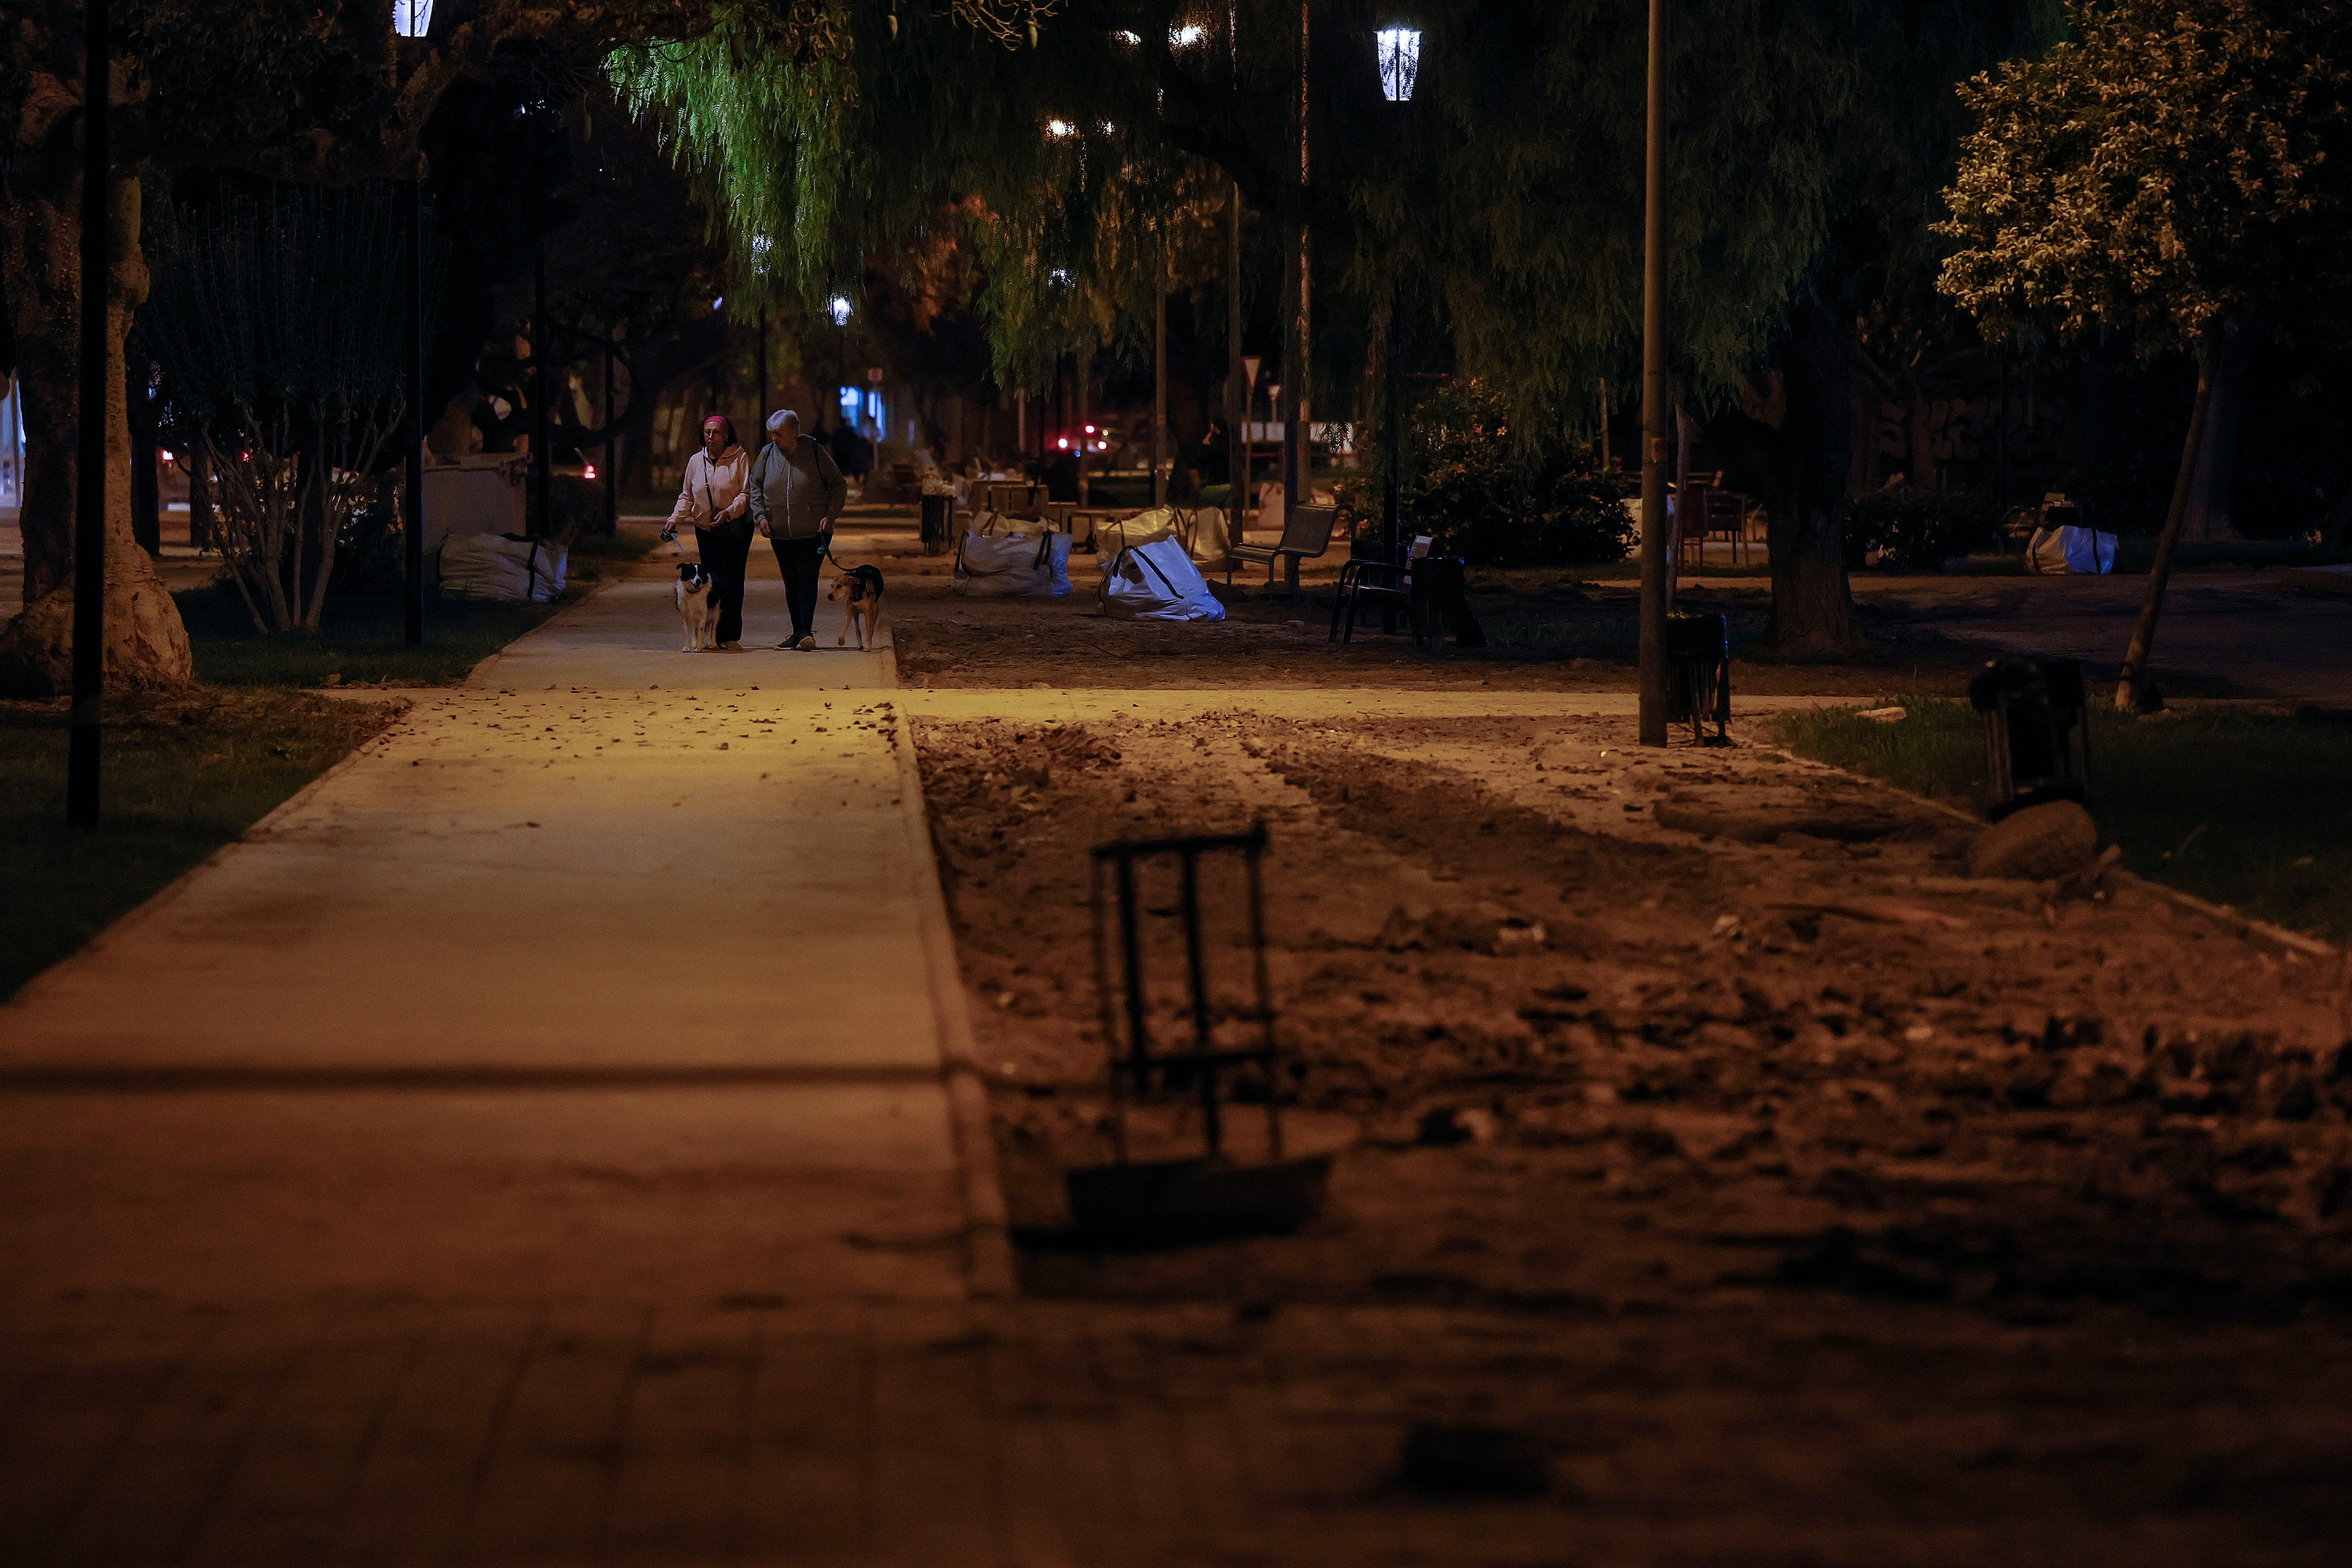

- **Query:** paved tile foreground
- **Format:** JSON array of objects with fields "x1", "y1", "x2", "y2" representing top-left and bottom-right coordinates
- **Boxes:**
[{"x1": 8, "y1": 567, "x2": 2341, "y2": 1567}]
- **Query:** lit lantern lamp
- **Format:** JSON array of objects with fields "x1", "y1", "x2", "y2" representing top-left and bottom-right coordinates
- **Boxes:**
[
  {"x1": 1377, "y1": 25, "x2": 1421, "y2": 103},
  {"x1": 393, "y1": 0, "x2": 433, "y2": 38},
  {"x1": 1968, "y1": 658, "x2": 2092, "y2": 820},
  {"x1": 828, "y1": 294, "x2": 853, "y2": 326}
]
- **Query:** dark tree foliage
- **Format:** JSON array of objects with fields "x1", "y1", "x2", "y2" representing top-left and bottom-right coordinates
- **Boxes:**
[
  {"x1": 140, "y1": 183, "x2": 420, "y2": 633},
  {"x1": 620, "y1": 0, "x2": 2057, "y2": 652}
]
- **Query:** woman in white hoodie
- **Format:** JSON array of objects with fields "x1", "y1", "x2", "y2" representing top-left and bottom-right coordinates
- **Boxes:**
[{"x1": 666, "y1": 414, "x2": 753, "y2": 649}]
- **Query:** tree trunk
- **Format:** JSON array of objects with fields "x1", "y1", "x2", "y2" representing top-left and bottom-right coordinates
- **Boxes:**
[
  {"x1": 1904, "y1": 385, "x2": 1936, "y2": 490},
  {"x1": 1764, "y1": 298, "x2": 1865, "y2": 656},
  {"x1": 186, "y1": 431, "x2": 215, "y2": 550},
  {"x1": 2115, "y1": 328, "x2": 2221, "y2": 713},
  {"x1": 2180, "y1": 317, "x2": 2250, "y2": 542},
  {"x1": 0, "y1": 173, "x2": 193, "y2": 698}
]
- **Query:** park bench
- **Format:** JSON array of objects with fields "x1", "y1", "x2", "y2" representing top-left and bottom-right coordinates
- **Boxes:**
[{"x1": 1227, "y1": 504, "x2": 1338, "y2": 598}]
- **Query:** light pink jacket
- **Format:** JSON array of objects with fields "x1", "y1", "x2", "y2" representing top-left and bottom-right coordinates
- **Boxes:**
[{"x1": 667, "y1": 445, "x2": 751, "y2": 531}]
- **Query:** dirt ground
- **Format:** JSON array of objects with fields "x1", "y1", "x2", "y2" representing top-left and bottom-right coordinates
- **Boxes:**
[
  {"x1": 857, "y1": 522, "x2": 2305, "y2": 700},
  {"x1": 912, "y1": 706, "x2": 2352, "y2": 1555},
  {"x1": 864, "y1": 531, "x2": 2002, "y2": 696}
]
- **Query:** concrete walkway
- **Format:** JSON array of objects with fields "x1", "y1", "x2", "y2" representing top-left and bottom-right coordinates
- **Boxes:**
[
  {"x1": 0, "y1": 569, "x2": 1002, "y2": 1312},
  {"x1": 10, "y1": 565, "x2": 2351, "y2": 1563}
]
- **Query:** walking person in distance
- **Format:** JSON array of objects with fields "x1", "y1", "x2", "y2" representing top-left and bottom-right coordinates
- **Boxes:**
[
  {"x1": 750, "y1": 409, "x2": 849, "y2": 650},
  {"x1": 666, "y1": 414, "x2": 753, "y2": 649}
]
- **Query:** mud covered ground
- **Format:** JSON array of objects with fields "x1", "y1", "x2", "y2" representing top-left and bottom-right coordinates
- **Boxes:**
[{"x1": 913, "y1": 706, "x2": 2352, "y2": 1556}]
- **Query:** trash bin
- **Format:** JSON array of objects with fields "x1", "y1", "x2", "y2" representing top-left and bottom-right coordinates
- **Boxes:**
[
  {"x1": 1666, "y1": 610, "x2": 1730, "y2": 744},
  {"x1": 1408, "y1": 556, "x2": 1486, "y2": 648},
  {"x1": 920, "y1": 493, "x2": 953, "y2": 556}
]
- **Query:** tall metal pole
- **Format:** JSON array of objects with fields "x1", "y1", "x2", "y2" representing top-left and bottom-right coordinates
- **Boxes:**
[
  {"x1": 532, "y1": 242, "x2": 551, "y2": 537},
  {"x1": 603, "y1": 338, "x2": 618, "y2": 537},
  {"x1": 1281, "y1": 0, "x2": 1310, "y2": 520},
  {"x1": 1076, "y1": 341, "x2": 1091, "y2": 506},
  {"x1": 1152, "y1": 254, "x2": 1167, "y2": 507},
  {"x1": 1384, "y1": 303, "x2": 1401, "y2": 567},
  {"x1": 1637, "y1": 0, "x2": 1671, "y2": 747},
  {"x1": 756, "y1": 309, "x2": 769, "y2": 428},
  {"x1": 1226, "y1": 182, "x2": 1246, "y2": 514},
  {"x1": 68, "y1": 0, "x2": 109, "y2": 828},
  {"x1": 1997, "y1": 344, "x2": 2010, "y2": 515},
  {"x1": 404, "y1": 178, "x2": 425, "y2": 646}
]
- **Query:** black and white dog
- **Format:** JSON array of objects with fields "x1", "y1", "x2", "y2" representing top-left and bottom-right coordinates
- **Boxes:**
[{"x1": 675, "y1": 562, "x2": 719, "y2": 651}]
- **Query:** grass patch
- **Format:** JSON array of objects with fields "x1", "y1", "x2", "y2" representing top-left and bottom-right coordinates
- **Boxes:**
[
  {"x1": 177, "y1": 531, "x2": 654, "y2": 689},
  {"x1": 1777, "y1": 698, "x2": 2352, "y2": 942},
  {"x1": 0, "y1": 690, "x2": 401, "y2": 999},
  {"x1": 179, "y1": 584, "x2": 556, "y2": 687}
]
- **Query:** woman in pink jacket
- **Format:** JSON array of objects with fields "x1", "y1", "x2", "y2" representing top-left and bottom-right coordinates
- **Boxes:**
[{"x1": 666, "y1": 414, "x2": 752, "y2": 649}]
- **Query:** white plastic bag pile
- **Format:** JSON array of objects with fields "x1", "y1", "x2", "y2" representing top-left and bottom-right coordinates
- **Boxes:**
[
  {"x1": 440, "y1": 532, "x2": 567, "y2": 602},
  {"x1": 954, "y1": 529, "x2": 1072, "y2": 596},
  {"x1": 1098, "y1": 538, "x2": 1225, "y2": 622}
]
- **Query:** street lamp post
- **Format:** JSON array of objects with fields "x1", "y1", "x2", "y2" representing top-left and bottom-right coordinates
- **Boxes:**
[
  {"x1": 1377, "y1": 25, "x2": 1422, "y2": 575},
  {"x1": 532, "y1": 242, "x2": 552, "y2": 538},
  {"x1": 1281, "y1": 0, "x2": 1310, "y2": 525},
  {"x1": 1637, "y1": 0, "x2": 1671, "y2": 746},
  {"x1": 69, "y1": 0, "x2": 109, "y2": 826},
  {"x1": 404, "y1": 180, "x2": 425, "y2": 645},
  {"x1": 397, "y1": 6, "x2": 432, "y2": 647},
  {"x1": 603, "y1": 334, "x2": 618, "y2": 537},
  {"x1": 1153, "y1": 249, "x2": 1167, "y2": 507},
  {"x1": 1226, "y1": 183, "x2": 1246, "y2": 520}
]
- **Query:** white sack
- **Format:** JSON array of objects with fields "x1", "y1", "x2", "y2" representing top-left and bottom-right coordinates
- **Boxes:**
[
  {"x1": 440, "y1": 531, "x2": 567, "y2": 602},
  {"x1": 1099, "y1": 538, "x2": 1226, "y2": 622},
  {"x1": 1186, "y1": 506, "x2": 1232, "y2": 563},
  {"x1": 2026, "y1": 525, "x2": 2117, "y2": 575},
  {"x1": 954, "y1": 529, "x2": 1072, "y2": 596},
  {"x1": 1092, "y1": 509, "x2": 1176, "y2": 559}
]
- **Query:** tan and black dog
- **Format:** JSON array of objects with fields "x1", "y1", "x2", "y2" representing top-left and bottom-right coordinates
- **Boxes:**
[{"x1": 826, "y1": 557, "x2": 886, "y2": 649}]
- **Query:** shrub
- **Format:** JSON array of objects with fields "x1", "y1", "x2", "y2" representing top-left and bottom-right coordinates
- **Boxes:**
[
  {"x1": 1844, "y1": 486, "x2": 2000, "y2": 570},
  {"x1": 329, "y1": 485, "x2": 406, "y2": 597},
  {"x1": 1387, "y1": 378, "x2": 1634, "y2": 567},
  {"x1": 546, "y1": 475, "x2": 606, "y2": 545}
]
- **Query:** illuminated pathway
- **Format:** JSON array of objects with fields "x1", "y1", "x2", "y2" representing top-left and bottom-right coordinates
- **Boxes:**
[
  {"x1": 0, "y1": 565, "x2": 1005, "y2": 1311},
  {"x1": 6, "y1": 558, "x2": 2352, "y2": 1565}
]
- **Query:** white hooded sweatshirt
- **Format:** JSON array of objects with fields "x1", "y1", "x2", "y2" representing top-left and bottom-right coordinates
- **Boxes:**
[{"x1": 667, "y1": 444, "x2": 751, "y2": 532}]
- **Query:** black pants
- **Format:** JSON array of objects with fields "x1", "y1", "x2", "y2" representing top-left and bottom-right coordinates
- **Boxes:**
[
  {"x1": 694, "y1": 520, "x2": 753, "y2": 645},
  {"x1": 771, "y1": 534, "x2": 825, "y2": 642}
]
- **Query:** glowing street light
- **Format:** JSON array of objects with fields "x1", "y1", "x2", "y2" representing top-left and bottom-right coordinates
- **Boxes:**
[
  {"x1": 1376, "y1": 26, "x2": 1421, "y2": 103},
  {"x1": 1046, "y1": 119, "x2": 1076, "y2": 139},
  {"x1": 393, "y1": 0, "x2": 434, "y2": 38},
  {"x1": 828, "y1": 294, "x2": 853, "y2": 325},
  {"x1": 1171, "y1": 23, "x2": 1206, "y2": 47}
]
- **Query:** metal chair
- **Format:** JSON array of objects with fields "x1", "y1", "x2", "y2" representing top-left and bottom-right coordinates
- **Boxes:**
[
  {"x1": 1329, "y1": 534, "x2": 1432, "y2": 644},
  {"x1": 1676, "y1": 478, "x2": 1751, "y2": 569},
  {"x1": 1227, "y1": 504, "x2": 1339, "y2": 598}
]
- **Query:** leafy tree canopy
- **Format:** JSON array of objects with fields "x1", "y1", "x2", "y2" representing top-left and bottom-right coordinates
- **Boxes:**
[
  {"x1": 1937, "y1": 0, "x2": 2352, "y2": 348},
  {"x1": 614, "y1": 1, "x2": 2056, "y2": 422}
]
